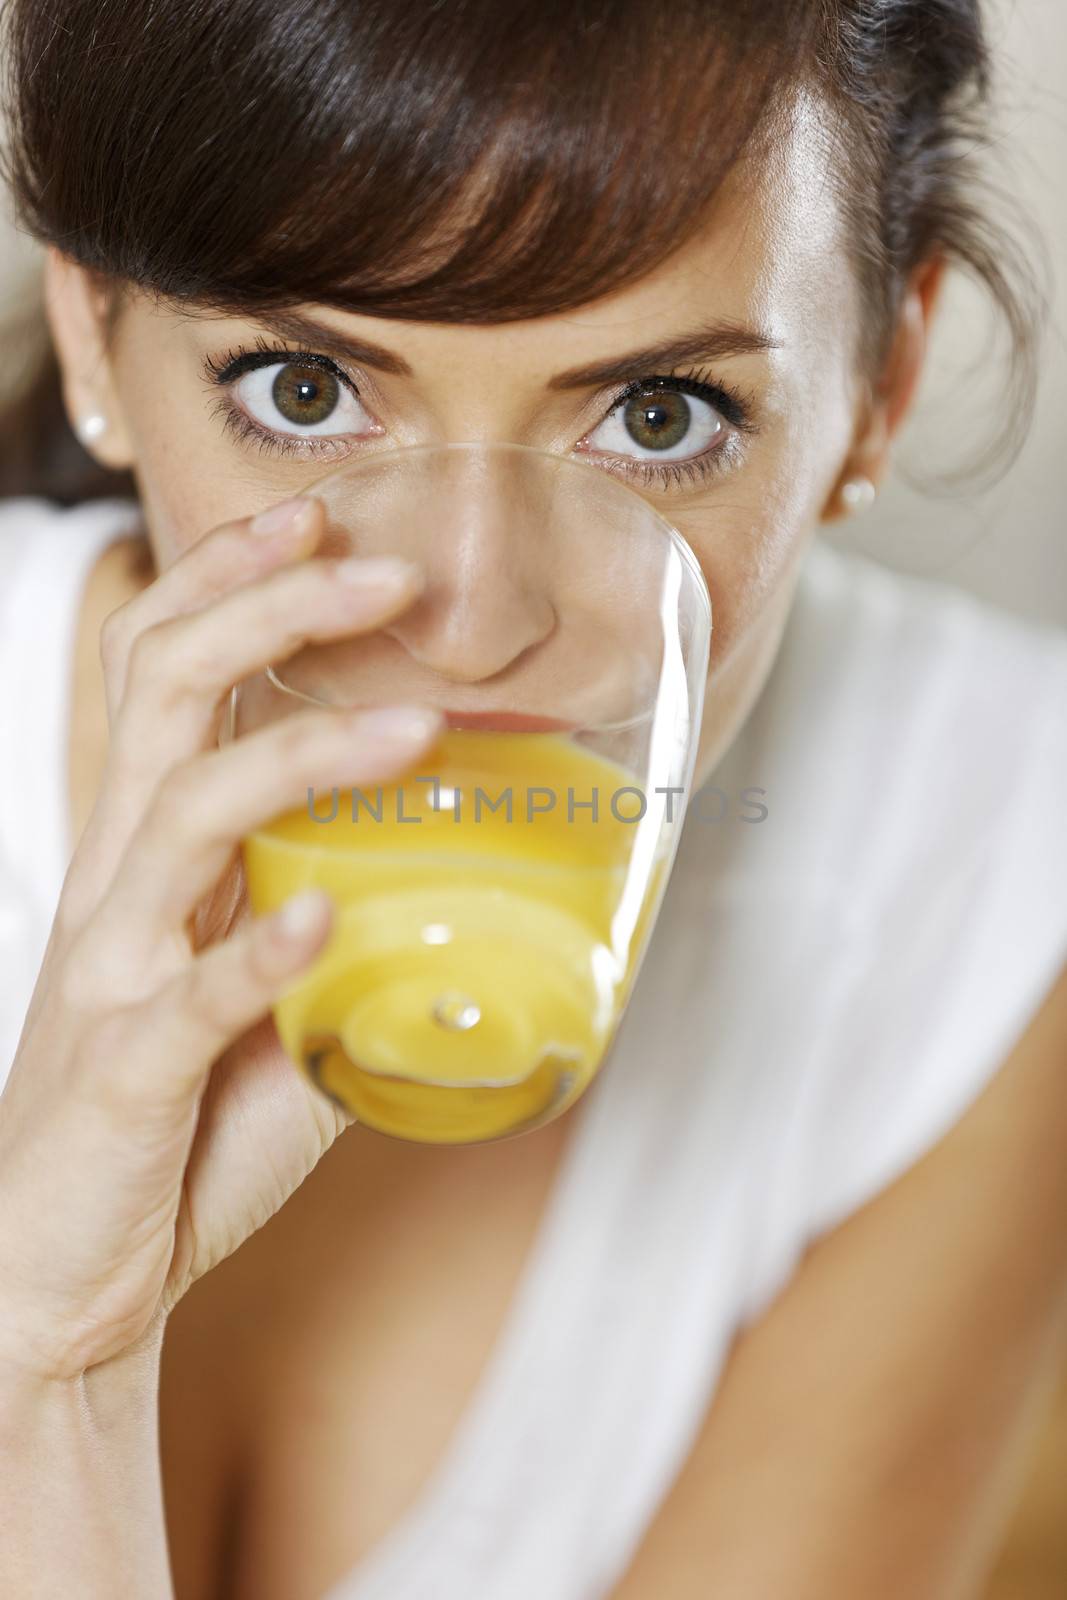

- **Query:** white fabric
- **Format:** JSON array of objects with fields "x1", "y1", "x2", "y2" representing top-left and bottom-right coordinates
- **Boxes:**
[
  {"x1": 0, "y1": 495, "x2": 144, "y2": 1069},
  {"x1": 0, "y1": 493, "x2": 1065, "y2": 1599}
]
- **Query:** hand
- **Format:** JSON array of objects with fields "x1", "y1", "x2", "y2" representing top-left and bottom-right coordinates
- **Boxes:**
[{"x1": 0, "y1": 494, "x2": 442, "y2": 1383}]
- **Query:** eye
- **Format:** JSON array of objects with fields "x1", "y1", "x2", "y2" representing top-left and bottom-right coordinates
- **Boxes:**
[
  {"x1": 584, "y1": 382, "x2": 726, "y2": 466},
  {"x1": 232, "y1": 359, "x2": 376, "y2": 438}
]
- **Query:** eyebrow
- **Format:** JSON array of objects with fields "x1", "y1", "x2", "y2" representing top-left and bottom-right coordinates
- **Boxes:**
[
  {"x1": 252, "y1": 309, "x2": 415, "y2": 376},
  {"x1": 247, "y1": 309, "x2": 781, "y2": 387},
  {"x1": 547, "y1": 320, "x2": 782, "y2": 389}
]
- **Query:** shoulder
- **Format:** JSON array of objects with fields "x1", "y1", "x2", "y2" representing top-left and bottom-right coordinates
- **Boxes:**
[
  {"x1": 748, "y1": 534, "x2": 1067, "y2": 842},
  {"x1": 614, "y1": 538, "x2": 1067, "y2": 1595},
  {"x1": 704, "y1": 537, "x2": 1067, "y2": 1298},
  {"x1": 607, "y1": 950, "x2": 1067, "y2": 1600},
  {"x1": 777, "y1": 532, "x2": 1067, "y2": 736},
  {"x1": 713, "y1": 534, "x2": 1067, "y2": 935}
]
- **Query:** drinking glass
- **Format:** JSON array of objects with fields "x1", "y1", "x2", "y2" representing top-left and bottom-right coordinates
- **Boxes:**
[{"x1": 219, "y1": 441, "x2": 711, "y2": 1144}]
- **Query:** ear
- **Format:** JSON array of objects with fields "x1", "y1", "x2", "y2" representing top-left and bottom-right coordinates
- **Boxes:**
[
  {"x1": 821, "y1": 253, "x2": 947, "y2": 524},
  {"x1": 42, "y1": 246, "x2": 135, "y2": 471}
]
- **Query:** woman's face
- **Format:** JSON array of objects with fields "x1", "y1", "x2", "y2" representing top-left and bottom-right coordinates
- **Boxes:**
[{"x1": 53, "y1": 97, "x2": 928, "y2": 785}]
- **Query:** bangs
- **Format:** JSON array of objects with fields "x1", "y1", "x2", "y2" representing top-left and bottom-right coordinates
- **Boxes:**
[{"x1": 4, "y1": 0, "x2": 816, "y2": 323}]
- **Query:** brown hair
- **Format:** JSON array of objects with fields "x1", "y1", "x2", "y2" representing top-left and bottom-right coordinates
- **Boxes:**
[{"x1": 0, "y1": 0, "x2": 1046, "y2": 505}]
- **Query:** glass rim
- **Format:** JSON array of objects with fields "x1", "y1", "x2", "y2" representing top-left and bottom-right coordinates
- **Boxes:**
[
  {"x1": 250, "y1": 667, "x2": 659, "y2": 735},
  {"x1": 227, "y1": 439, "x2": 713, "y2": 735}
]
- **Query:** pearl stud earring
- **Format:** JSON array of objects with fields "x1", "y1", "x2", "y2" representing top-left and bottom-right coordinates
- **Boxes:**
[
  {"x1": 75, "y1": 413, "x2": 108, "y2": 445},
  {"x1": 840, "y1": 475, "x2": 877, "y2": 514}
]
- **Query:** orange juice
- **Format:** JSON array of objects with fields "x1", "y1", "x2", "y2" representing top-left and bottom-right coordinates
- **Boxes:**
[{"x1": 242, "y1": 729, "x2": 666, "y2": 1142}]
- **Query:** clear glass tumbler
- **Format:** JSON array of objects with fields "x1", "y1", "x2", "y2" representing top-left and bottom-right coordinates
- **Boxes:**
[{"x1": 220, "y1": 441, "x2": 711, "y2": 1144}]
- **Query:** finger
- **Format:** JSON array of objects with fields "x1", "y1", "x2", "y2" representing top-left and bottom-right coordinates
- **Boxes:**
[
  {"x1": 111, "y1": 541, "x2": 424, "y2": 769},
  {"x1": 92, "y1": 544, "x2": 423, "y2": 875},
  {"x1": 74, "y1": 702, "x2": 445, "y2": 1000},
  {"x1": 65, "y1": 497, "x2": 328, "y2": 926},
  {"x1": 75, "y1": 887, "x2": 339, "y2": 1119},
  {"x1": 70, "y1": 507, "x2": 423, "y2": 924},
  {"x1": 99, "y1": 495, "x2": 328, "y2": 717}
]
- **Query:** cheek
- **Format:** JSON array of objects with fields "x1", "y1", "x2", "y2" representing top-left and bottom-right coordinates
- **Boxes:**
[
  {"x1": 674, "y1": 478, "x2": 810, "y2": 673},
  {"x1": 117, "y1": 364, "x2": 307, "y2": 565},
  {"x1": 675, "y1": 382, "x2": 856, "y2": 667}
]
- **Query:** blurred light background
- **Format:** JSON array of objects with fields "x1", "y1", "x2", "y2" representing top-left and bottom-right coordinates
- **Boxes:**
[{"x1": 0, "y1": 0, "x2": 1063, "y2": 1593}]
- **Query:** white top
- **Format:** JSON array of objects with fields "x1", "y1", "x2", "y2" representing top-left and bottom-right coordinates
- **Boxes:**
[{"x1": 1, "y1": 493, "x2": 1066, "y2": 1598}]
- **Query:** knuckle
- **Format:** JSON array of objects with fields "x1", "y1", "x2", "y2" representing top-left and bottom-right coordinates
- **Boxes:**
[
  {"x1": 126, "y1": 620, "x2": 170, "y2": 685},
  {"x1": 55, "y1": 844, "x2": 105, "y2": 932},
  {"x1": 151, "y1": 755, "x2": 210, "y2": 831},
  {"x1": 184, "y1": 964, "x2": 235, "y2": 1046},
  {"x1": 175, "y1": 635, "x2": 223, "y2": 695},
  {"x1": 98, "y1": 604, "x2": 134, "y2": 674},
  {"x1": 57, "y1": 932, "x2": 106, "y2": 1017},
  {"x1": 53, "y1": 880, "x2": 94, "y2": 945},
  {"x1": 126, "y1": 615, "x2": 229, "y2": 707}
]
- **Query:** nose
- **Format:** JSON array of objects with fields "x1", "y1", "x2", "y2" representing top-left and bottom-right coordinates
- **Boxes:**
[{"x1": 382, "y1": 497, "x2": 558, "y2": 684}]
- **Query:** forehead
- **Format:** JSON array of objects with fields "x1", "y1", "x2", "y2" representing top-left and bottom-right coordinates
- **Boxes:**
[
  {"x1": 146, "y1": 88, "x2": 857, "y2": 385},
  {"x1": 366, "y1": 92, "x2": 846, "y2": 373}
]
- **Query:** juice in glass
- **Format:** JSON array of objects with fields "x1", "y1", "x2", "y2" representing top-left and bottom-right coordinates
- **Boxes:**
[{"x1": 242, "y1": 727, "x2": 666, "y2": 1142}]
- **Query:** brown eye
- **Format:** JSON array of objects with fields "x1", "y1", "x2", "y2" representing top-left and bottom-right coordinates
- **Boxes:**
[
  {"x1": 230, "y1": 356, "x2": 374, "y2": 444},
  {"x1": 584, "y1": 382, "x2": 726, "y2": 474},
  {"x1": 271, "y1": 363, "x2": 341, "y2": 427},
  {"x1": 622, "y1": 389, "x2": 692, "y2": 452}
]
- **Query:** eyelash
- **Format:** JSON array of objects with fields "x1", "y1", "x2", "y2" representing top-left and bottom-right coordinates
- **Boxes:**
[{"x1": 200, "y1": 335, "x2": 758, "y2": 491}]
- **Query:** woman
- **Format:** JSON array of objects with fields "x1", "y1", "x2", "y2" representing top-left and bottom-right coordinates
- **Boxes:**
[{"x1": 1, "y1": 1, "x2": 1065, "y2": 1595}]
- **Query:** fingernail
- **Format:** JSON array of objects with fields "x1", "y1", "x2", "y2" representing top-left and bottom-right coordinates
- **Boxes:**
[
  {"x1": 251, "y1": 495, "x2": 316, "y2": 537},
  {"x1": 276, "y1": 887, "x2": 331, "y2": 937},
  {"x1": 335, "y1": 555, "x2": 420, "y2": 589},
  {"x1": 351, "y1": 705, "x2": 444, "y2": 743}
]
